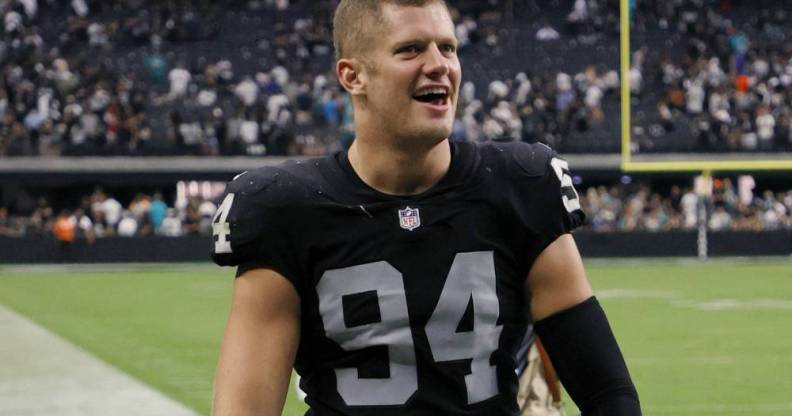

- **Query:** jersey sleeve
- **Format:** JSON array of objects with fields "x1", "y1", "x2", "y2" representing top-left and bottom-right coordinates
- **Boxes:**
[
  {"x1": 507, "y1": 142, "x2": 586, "y2": 259},
  {"x1": 210, "y1": 169, "x2": 301, "y2": 285}
]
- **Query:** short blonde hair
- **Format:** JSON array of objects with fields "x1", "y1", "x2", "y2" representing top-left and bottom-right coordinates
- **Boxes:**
[{"x1": 332, "y1": 0, "x2": 450, "y2": 62}]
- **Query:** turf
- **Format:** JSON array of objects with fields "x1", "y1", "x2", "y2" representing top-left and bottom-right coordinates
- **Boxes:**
[{"x1": 0, "y1": 259, "x2": 791, "y2": 415}]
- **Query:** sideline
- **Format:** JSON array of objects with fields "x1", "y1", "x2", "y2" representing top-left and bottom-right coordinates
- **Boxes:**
[
  {"x1": 1, "y1": 256, "x2": 790, "y2": 275},
  {"x1": 0, "y1": 262, "x2": 217, "y2": 275},
  {"x1": 0, "y1": 303, "x2": 198, "y2": 416}
]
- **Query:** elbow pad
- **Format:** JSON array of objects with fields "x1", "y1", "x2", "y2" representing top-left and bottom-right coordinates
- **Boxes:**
[{"x1": 534, "y1": 297, "x2": 641, "y2": 415}]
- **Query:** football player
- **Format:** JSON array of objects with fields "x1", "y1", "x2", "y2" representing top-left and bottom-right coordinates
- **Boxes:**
[{"x1": 210, "y1": 1, "x2": 640, "y2": 415}]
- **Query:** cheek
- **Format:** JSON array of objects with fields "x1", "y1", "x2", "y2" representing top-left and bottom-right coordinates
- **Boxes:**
[{"x1": 451, "y1": 64, "x2": 462, "y2": 84}]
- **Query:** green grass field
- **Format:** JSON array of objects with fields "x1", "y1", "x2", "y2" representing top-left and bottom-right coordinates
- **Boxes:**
[{"x1": 1, "y1": 259, "x2": 791, "y2": 415}]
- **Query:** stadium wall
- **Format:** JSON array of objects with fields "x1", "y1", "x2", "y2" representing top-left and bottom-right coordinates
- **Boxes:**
[{"x1": 1, "y1": 231, "x2": 790, "y2": 264}]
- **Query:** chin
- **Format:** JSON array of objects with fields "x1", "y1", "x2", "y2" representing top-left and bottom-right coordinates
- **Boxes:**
[
  {"x1": 419, "y1": 127, "x2": 452, "y2": 145},
  {"x1": 395, "y1": 121, "x2": 453, "y2": 149},
  {"x1": 419, "y1": 122, "x2": 453, "y2": 142}
]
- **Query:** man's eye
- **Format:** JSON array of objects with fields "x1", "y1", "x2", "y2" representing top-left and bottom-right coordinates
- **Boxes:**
[
  {"x1": 441, "y1": 44, "x2": 457, "y2": 53},
  {"x1": 399, "y1": 45, "x2": 420, "y2": 54}
]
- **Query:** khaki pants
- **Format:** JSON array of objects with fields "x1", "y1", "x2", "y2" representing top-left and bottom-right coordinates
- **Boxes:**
[{"x1": 516, "y1": 342, "x2": 564, "y2": 416}]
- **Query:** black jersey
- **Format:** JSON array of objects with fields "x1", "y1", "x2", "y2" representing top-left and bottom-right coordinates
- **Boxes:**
[{"x1": 211, "y1": 140, "x2": 584, "y2": 415}]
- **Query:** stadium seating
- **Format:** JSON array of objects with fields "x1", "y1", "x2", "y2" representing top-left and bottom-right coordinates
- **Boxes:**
[{"x1": 1, "y1": 0, "x2": 790, "y2": 156}]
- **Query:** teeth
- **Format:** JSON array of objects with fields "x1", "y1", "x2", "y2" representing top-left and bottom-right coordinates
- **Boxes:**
[{"x1": 415, "y1": 88, "x2": 447, "y2": 97}]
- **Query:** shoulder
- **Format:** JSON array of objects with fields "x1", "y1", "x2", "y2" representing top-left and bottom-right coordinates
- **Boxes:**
[
  {"x1": 226, "y1": 156, "x2": 332, "y2": 206},
  {"x1": 212, "y1": 158, "x2": 328, "y2": 268},
  {"x1": 474, "y1": 139, "x2": 557, "y2": 178},
  {"x1": 225, "y1": 167, "x2": 280, "y2": 197}
]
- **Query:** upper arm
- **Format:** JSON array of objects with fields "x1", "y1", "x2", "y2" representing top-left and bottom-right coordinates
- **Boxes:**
[
  {"x1": 212, "y1": 267, "x2": 301, "y2": 416},
  {"x1": 525, "y1": 233, "x2": 592, "y2": 321}
]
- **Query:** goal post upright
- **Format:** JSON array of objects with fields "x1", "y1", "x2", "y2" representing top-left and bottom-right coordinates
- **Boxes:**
[{"x1": 620, "y1": 0, "x2": 632, "y2": 170}]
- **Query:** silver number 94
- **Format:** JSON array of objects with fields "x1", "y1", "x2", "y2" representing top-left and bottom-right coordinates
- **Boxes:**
[{"x1": 316, "y1": 251, "x2": 502, "y2": 406}]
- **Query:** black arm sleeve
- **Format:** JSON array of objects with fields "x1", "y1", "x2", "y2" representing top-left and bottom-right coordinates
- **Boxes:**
[{"x1": 534, "y1": 296, "x2": 641, "y2": 415}]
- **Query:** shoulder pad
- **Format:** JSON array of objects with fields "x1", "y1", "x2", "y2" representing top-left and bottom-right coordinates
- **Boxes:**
[
  {"x1": 510, "y1": 141, "x2": 554, "y2": 177},
  {"x1": 226, "y1": 167, "x2": 280, "y2": 196},
  {"x1": 480, "y1": 140, "x2": 554, "y2": 177}
]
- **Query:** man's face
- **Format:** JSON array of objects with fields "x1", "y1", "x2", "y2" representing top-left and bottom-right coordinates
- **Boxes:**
[{"x1": 359, "y1": 2, "x2": 461, "y2": 147}]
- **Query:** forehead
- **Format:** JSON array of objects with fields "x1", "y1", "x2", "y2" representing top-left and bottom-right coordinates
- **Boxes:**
[{"x1": 379, "y1": 3, "x2": 456, "y2": 44}]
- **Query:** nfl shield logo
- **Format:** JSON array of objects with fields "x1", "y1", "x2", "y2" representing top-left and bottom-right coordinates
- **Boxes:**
[{"x1": 398, "y1": 206, "x2": 421, "y2": 231}]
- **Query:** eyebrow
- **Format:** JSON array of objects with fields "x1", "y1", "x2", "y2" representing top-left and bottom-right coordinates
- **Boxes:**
[{"x1": 391, "y1": 36, "x2": 458, "y2": 50}]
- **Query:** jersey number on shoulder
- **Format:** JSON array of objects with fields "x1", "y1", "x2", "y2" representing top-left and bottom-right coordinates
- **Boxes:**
[
  {"x1": 550, "y1": 157, "x2": 581, "y2": 213},
  {"x1": 212, "y1": 193, "x2": 235, "y2": 254},
  {"x1": 316, "y1": 251, "x2": 502, "y2": 406}
]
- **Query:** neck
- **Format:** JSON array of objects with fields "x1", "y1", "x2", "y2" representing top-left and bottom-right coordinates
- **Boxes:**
[{"x1": 348, "y1": 137, "x2": 451, "y2": 196}]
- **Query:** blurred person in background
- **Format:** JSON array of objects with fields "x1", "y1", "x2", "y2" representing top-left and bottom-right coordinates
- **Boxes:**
[
  {"x1": 117, "y1": 210, "x2": 139, "y2": 237},
  {"x1": 148, "y1": 192, "x2": 168, "y2": 233},
  {"x1": 52, "y1": 209, "x2": 76, "y2": 246},
  {"x1": 72, "y1": 207, "x2": 95, "y2": 244},
  {"x1": 0, "y1": 206, "x2": 20, "y2": 237},
  {"x1": 159, "y1": 208, "x2": 182, "y2": 237}
]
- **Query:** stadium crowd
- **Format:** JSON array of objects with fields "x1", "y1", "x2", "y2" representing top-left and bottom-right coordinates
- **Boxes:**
[
  {"x1": 628, "y1": 0, "x2": 792, "y2": 152},
  {"x1": 581, "y1": 178, "x2": 792, "y2": 232},
  {"x1": 2, "y1": 179, "x2": 791, "y2": 243},
  {"x1": 0, "y1": 187, "x2": 216, "y2": 241},
  {"x1": 1, "y1": 0, "x2": 790, "y2": 157}
]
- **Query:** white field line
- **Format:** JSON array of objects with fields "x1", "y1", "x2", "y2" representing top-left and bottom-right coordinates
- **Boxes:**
[
  {"x1": 595, "y1": 288, "x2": 680, "y2": 300},
  {"x1": 672, "y1": 298, "x2": 792, "y2": 310},
  {"x1": 0, "y1": 304, "x2": 198, "y2": 416}
]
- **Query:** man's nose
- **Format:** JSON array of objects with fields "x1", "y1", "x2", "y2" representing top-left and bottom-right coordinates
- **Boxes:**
[{"x1": 423, "y1": 43, "x2": 450, "y2": 77}]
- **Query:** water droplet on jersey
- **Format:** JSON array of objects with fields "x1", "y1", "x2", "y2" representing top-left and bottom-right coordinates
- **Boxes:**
[
  {"x1": 314, "y1": 162, "x2": 320, "y2": 167},
  {"x1": 485, "y1": 167, "x2": 492, "y2": 173}
]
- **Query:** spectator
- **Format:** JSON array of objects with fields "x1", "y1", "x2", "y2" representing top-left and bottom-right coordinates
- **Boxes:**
[
  {"x1": 148, "y1": 192, "x2": 168, "y2": 232},
  {"x1": 198, "y1": 199, "x2": 217, "y2": 235},
  {"x1": 0, "y1": 207, "x2": 19, "y2": 236},
  {"x1": 159, "y1": 208, "x2": 183, "y2": 237},
  {"x1": 234, "y1": 77, "x2": 259, "y2": 107},
  {"x1": 52, "y1": 209, "x2": 76, "y2": 245},
  {"x1": 756, "y1": 106, "x2": 775, "y2": 151},
  {"x1": 167, "y1": 65, "x2": 191, "y2": 100},
  {"x1": 72, "y1": 208, "x2": 95, "y2": 244},
  {"x1": 117, "y1": 210, "x2": 138, "y2": 237},
  {"x1": 708, "y1": 206, "x2": 732, "y2": 231},
  {"x1": 536, "y1": 23, "x2": 560, "y2": 41}
]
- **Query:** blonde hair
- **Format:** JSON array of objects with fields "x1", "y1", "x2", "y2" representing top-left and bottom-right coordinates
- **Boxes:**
[{"x1": 333, "y1": 0, "x2": 450, "y2": 62}]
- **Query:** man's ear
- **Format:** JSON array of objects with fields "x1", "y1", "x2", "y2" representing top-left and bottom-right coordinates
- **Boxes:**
[{"x1": 337, "y1": 58, "x2": 367, "y2": 96}]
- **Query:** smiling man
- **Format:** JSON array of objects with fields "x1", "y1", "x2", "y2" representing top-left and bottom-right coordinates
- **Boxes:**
[{"x1": 210, "y1": 1, "x2": 640, "y2": 415}]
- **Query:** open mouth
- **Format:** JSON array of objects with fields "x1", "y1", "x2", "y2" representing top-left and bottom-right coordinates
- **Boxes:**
[{"x1": 413, "y1": 89, "x2": 449, "y2": 107}]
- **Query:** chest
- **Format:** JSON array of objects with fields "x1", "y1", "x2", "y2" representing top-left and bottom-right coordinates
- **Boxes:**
[{"x1": 291, "y1": 197, "x2": 528, "y2": 332}]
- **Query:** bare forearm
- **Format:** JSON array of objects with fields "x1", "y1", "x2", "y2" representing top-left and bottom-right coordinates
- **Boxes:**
[{"x1": 212, "y1": 268, "x2": 301, "y2": 416}]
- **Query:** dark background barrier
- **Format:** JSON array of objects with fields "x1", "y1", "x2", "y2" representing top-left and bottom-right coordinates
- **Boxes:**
[
  {"x1": 1, "y1": 231, "x2": 790, "y2": 264},
  {"x1": 574, "y1": 230, "x2": 792, "y2": 257}
]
